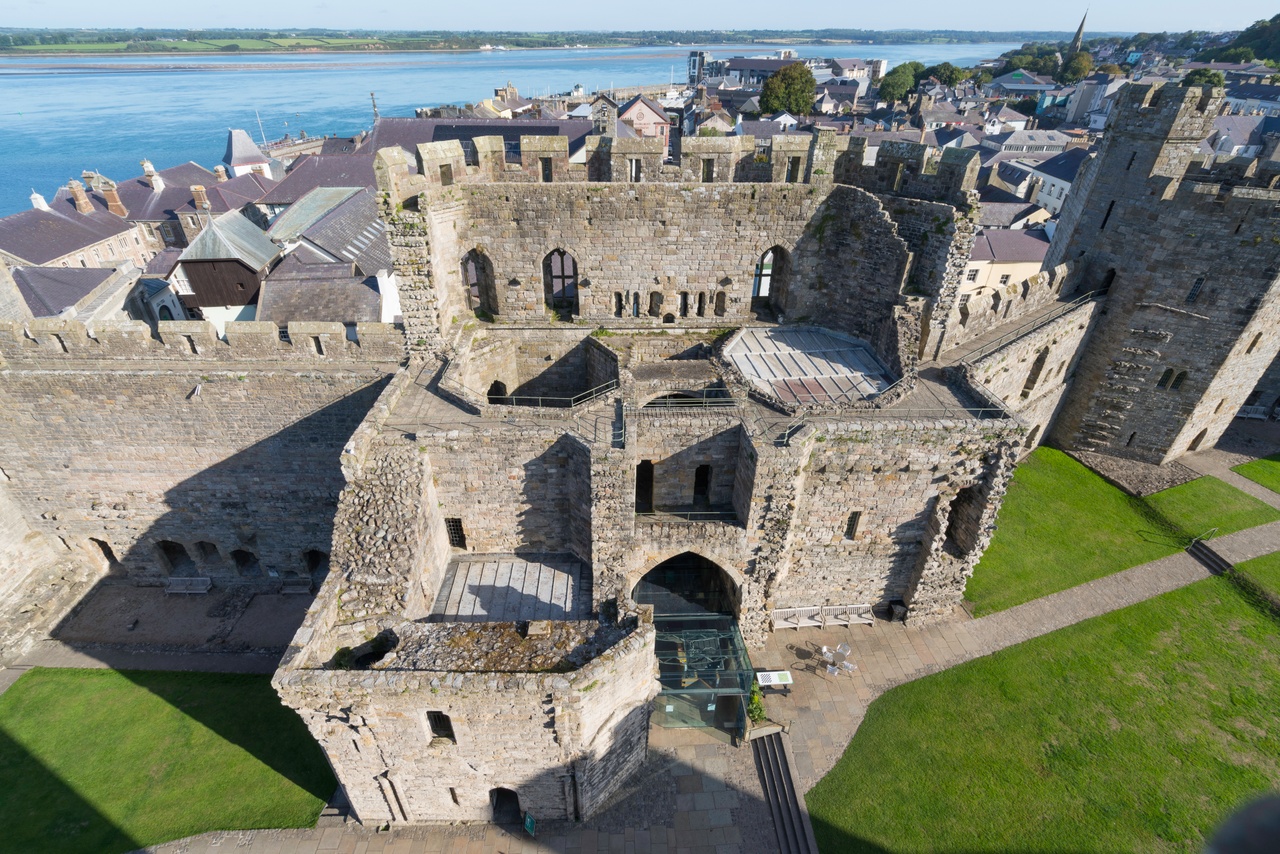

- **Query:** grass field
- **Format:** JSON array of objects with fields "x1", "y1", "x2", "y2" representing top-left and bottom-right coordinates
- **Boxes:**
[
  {"x1": 807, "y1": 576, "x2": 1280, "y2": 853},
  {"x1": 1236, "y1": 551, "x2": 1280, "y2": 597},
  {"x1": 267, "y1": 38, "x2": 329, "y2": 47},
  {"x1": 10, "y1": 42, "x2": 134, "y2": 51},
  {"x1": 0, "y1": 669, "x2": 334, "y2": 854},
  {"x1": 964, "y1": 448, "x2": 1280, "y2": 615},
  {"x1": 1232, "y1": 452, "x2": 1280, "y2": 495},
  {"x1": 199, "y1": 39, "x2": 282, "y2": 50}
]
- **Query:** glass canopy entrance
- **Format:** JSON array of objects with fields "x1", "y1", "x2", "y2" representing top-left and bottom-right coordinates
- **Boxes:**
[{"x1": 632, "y1": 553, "x2": 753, "y2": 734}]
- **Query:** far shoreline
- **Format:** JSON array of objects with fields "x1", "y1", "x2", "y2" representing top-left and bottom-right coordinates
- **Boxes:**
[{"x1": 0, "y1": 38, "x2": 1024, "y2": 60}]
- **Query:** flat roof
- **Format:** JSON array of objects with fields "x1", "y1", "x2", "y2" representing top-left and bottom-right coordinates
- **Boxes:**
[
  {"x1": 725, "y1": 327, "x2": 894, "y2": 405},
  {"x1": 428, "y1": 554, "x2": 589, "y2": 623}
]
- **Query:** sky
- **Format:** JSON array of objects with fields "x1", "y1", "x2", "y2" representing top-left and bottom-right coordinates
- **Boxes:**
[{"x1": 2, "y1": 1, "x2": 1274, "y2": 36}]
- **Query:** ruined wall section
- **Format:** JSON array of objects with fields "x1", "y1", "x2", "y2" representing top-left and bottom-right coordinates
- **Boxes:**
[
  {"x1": 777, "y1": 418, "x2": 1015, "y2": 617},
  {"x1": 274, "y1": 612, "x2": 658, "y2": 824},
  {"x1": 970, "y1": 298, "x2": 1103, "y2": 453}
]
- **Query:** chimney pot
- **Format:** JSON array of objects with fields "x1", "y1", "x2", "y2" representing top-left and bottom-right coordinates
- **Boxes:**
[{"x1": 141, "y1": 159, "x2": 155, "y2": 177}]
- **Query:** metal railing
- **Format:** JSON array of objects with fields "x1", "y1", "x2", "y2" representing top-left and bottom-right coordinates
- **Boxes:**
[
  {"x1": 639, "y1": 390, "x2": 738, "y2": 410},
  {"x1": 1189, "y1": 527, "x2": 1219, "y2": 548},
  {"x1": 490, "y1": 378, "x2": 619, "y2": 410},
  {"x1": 957, "y1": 290, "x2": 1104, "y2": 366},
  {"x1": 636, "y1": 508, "x2": 741, "y2": 523}
]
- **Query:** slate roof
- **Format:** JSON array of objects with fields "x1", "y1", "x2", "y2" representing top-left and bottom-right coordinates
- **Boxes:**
[
  {"x1": 984, "y1": 129, "x2": 1073, "y2": 149},
  {"x1": 619, "y1": 94, "x2": 667, "y2": 119},
  {"x1": 206, "y1": 173, "x2": 277, "y2": 210},
  {"x1": 267, "y1": 188, "x2": 363, "y2": 242},
  {"x1": 144, "y1": 247, "x2": 183, "y2": 277},
  {"x1": 735, "y1": 120, "x2": 807, "y2": 139},
  {"x1": 107, "y1": 162, "x2": 219, "y2": 222},
  {"x1": 224, "y1": 129, "x2": 269, "y2": 167},
  {"x1": 1225, "y1": 82, "x2": 1280, "y2": 102},
  {"x1": 320, "y1": 136, "x2": 364, "y2": 155},
  {"x1": 178, "y1": 211, "x2": 279, "y2": 270},
  {"x1": 725, "y1": 58, "x2": 796, "y2": 73},
  {"x1": 258, "y1": 261, "x2": 381, "y2": 326},
  {"x1": 10, "y1": 266, "x2": 115, "y2": 317},
  {"x1": 259, "y1": 156, "x2": 377, "y2": 206},
  {"x1": 989, "y1": 69, "x2": 1057, "y2": 88},
  {"x1": 0, "y1": 205, "x2": 132, "y2": 265},
  {"x1": 1029, "y1": 147, "x2": 1092, "y2": 182},
  {"x1": 977, "y1": 201, "x2": 1043, "y2": 228},
  {"x1": 970, "y1": 228, "x2": 1050, "y2": 264},
  {"x1": 298, "y1": 189, "x2": 391, "y2": 277}
]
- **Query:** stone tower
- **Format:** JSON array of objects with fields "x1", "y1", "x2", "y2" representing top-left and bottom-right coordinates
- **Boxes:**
[{"x1": 1048, "y1": 82, "x2": 1280, "y2": 464}]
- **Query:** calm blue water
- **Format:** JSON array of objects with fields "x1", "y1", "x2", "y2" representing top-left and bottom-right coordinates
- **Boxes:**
[{"x1": 0, "y1": 42, "x2": 1021, "y2": 215}]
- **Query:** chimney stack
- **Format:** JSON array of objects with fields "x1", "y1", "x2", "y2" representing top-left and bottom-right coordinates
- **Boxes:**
[
  {"x1": 103, "y1": 186, "x2": 128, "y2": 218},
  {"x1": 68, "y1": 180, "x2": 93, "y2": 214},
  {"x1": 191, "y1": 185, "x2": 209, "y2": 210},
  {"x1": 141, "y1": 160, "x2": 165, "y2": 192},
  {"x1": 213, "y1": 165, "x2": 229, "y2": 183},
  {"x1": 29, "y1": 190, "x2": 49, "y2": 211}
]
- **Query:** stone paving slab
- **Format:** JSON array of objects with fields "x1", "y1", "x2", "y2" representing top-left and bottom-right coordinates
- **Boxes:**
[{"x1": 1183, "y1": 448, "x2": 1280, "y2": 511}]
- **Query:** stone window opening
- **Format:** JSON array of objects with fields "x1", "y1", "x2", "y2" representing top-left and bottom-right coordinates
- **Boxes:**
[
  {"x1": 697, "y1": 292, "x2": 706, "y2": 317},
  {"x1": 693, "y1": 464, "x2": 712, "y2": 508},
  {"x1": 942, "y1": 485, "x2": 983, "y2": 557},
  {"x1": 449, "y1": 787, "x2": 460, "y2": 806},
  {"x1": 1185, "y1": 276, "x2": 1205, "y2": 304},
  {"x1": 462, "y1": 250, "x2": 497, "y2": 317},
  {"x1": 231, "y1": 548, "x2": 261, "y2": 577},
  {"x1": 543, "y1": 249, "x2": 579, "y2": 318},
  {"x1": 714, "y1": 291, "x2": 726, "y2": 317},
  {"x1": 540, "y1": 157, "x2": 553, "y2": 183},
  {"x1": 1024, "y1": 424, "x2": 1041, "y2": 448},
  {"x1": 958, "y1": 294, "x2": 971, "y2": 327},
  {"x1": 843, "y1": 511, "x2": 862, "y2": 541},
  {"x1": 426, "y1": 711, "x2": 456, "y2": 744},
  {"x1": 195, "y1": 541, "x2": 221, "y2": 562},
  {"x1": 445, "y1": 518, "x2": 467, "y2": 549},
  {"x1": 648, "y1": 293, "x2": 663, "y2": 318},
  {"x1": 1127, "y1": 431, "x2": 1138, "y2": 447},
  {"x1": 679, "y1": 292, "x2": 689, "y2": 318},
  {"x1": 157, "y1": 540, "x2": 196, "y2": 576},
  {"x1": 702, "y1": 158, "x2": 715, "y2": 182},
  {"x1": 628, "y1": 158, "x2": 643, "y2": 182},
  {"x1": 487, "y1": 380, "x2": 508, "y2": 405},
  {"x1": 785, "y1": 156, "x2": 802, "y2": 183},
  {"x1": 1099, "y1": 199, "x2": 1115, "y2": 230},
  {"x1": 1215, "y1": 398, "x2": 1226, "y2": 414},
  {"x1": 991, "y1": 292, "x2": 1001, "y2": 313},
  {"x1": 90, "y1": 538, "x2": 124, "y2": 574},
  {"x1": 753, "y1": 247, "x2": 789, "y2": 316},
  {"x1": 1188, "y1": 428, "x2": 1208, "y2": 452},
  {"x1": 312, "y1": 336, "x2": 325, "y2": 356},
  {"x1": 1157, "y1": 368, "x2": 1175, "y2": 389},
  {"x1": 635, "y1": 460, "x2": 655, "y2": 513},
  {"x1": 614, "y1": 293, "x2": 624, "y2": 317},
  {"x1": 1171, "y1": 371, "x2": 1188, "y2": 391},
  {"x1": 631, "y1": 292, "x2": 641, "y2": 317},
  {"x1": 1021, "y1": 347, "x2": 1049, "y2": 399},
  {"x1": 1100, "y1": 269, "x2": 1116, "y2": 292},
  {"x1": 1246, "y1": 333, "x2": 1262, "y2": 355},
  {"x1": 438, "y1": 164, "x2": 453, "y2": 186},
  {"x1": 1126, "y1": 151, "x2": 1137, "y2": 171},
  {"x1": 663, "y1": 313, "x2": 676, "y2": 324}
]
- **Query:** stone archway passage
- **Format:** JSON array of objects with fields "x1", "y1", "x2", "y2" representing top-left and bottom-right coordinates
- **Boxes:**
[{"x1": 633, "y1": 553, "x2": 752, "y2": 733}]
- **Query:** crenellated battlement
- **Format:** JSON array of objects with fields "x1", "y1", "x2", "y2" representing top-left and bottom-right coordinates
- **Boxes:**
[{"x1": 0, "y1": 319, "x2": 405, "y2": 368}]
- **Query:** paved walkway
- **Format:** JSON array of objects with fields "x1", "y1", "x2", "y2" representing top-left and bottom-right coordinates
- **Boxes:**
[{"x1": 1183, "y1": 447, "x2": 1280, "y2": 511}]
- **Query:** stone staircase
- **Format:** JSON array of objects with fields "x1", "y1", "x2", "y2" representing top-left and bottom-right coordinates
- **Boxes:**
[
  {"x1": 1187, "y1": 538, "x2": 1233, "y2": 575},
  {"x1": 751, "y1": 731, "x2": 818, "y2": 854}
]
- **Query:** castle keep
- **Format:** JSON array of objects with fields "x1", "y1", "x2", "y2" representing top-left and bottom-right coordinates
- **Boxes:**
[{"x1": 0, "y1": 82, "x2": 1274, "y2": 826}]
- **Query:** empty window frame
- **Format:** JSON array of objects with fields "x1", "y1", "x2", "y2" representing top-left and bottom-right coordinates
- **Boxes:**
[
  {"x1": 445, "y1": 518, "x2": 466, "y2": 548},
  {"x1": 843, "y1": 511, "x2": 862, "y2": 540},
  {"x1": 426, "y1": 711, "x2": 456, "y2": 743},
  {"x1": 1185, "y1": 276, "x2": 1205, "y2": 304},
  {"x1": 628, "y1": 158, "x2": 643, "y2": 182},
  {"x1": 701, "y1": 158, "x2": 715, "y2": 182}
]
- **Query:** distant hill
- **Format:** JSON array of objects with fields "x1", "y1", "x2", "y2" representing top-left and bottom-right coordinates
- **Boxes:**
[{"x1": 1198, "y1": 14, "x2": 1280, "y2": 62}]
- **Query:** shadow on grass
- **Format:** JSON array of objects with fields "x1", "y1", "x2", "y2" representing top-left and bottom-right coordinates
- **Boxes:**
[
  {"x1": 0, "y1": 708, "x2": 141, "y2": 854},
  {"x1": 116, "y1": 669, "x2": 336, "y2": 802}
]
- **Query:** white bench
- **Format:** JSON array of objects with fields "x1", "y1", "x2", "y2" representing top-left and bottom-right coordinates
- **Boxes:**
[
  {"x1": 771, "y1": 604, "x2": 874, "y2": 630},
  {"x1": 165, "y1": 576, "x2": 212, "y2": 594}
]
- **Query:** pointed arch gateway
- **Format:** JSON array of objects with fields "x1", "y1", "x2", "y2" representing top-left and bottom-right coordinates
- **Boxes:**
[{"x1": 633, "y1": 552, "x2": 753, "y2": 734}]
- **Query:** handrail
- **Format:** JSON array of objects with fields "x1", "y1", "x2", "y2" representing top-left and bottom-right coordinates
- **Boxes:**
[
  {"x1": 957, "y1": 289, "x2": 1104, "y2": 366},
  {"x1": 1189, "y1": 527, "x2": 1219, "y2": 547},
  {"x1": 636, "y1": 509, "x2": 741, "y2": 522}
]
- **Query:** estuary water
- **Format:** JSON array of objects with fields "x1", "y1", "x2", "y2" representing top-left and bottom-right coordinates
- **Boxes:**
[{"x1": 0, "y1": 42, "x2": 1022, "y2": 215}]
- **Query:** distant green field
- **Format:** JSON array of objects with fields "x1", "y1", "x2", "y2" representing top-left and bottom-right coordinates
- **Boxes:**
[
  {"x1": 268, "y1": 38, "x2": 328, "y2": 47},
  {"x1": 200, "y1": 39, "x2": 281, "y2": 50},
  {"x1": 315, "y1": 38, "x2": 382, "y2": 45}
]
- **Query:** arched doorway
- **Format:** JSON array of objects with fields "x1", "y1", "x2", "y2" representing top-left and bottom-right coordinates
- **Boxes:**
[
  {"x1": 487, "y1": 380, "x2": 508, "y2": 405},
  {"x1": 489, "y1": 787, "x2": 521, "y2": 825},
  {"x1": 543, "y1": 249, "x2": 578, "y2": 319},
  {"x1": 632, "y1": 553, "x2": 752, "y2": 733},
  {"x1": 462, "y1": 250, "x2": 497, "y2": 318},
  {"x1": 752, "y1": 247, "x2": 789, "y2": 319}
]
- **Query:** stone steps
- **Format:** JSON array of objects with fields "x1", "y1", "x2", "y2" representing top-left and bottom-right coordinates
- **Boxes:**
[{"x1": 752, "y1": 731, "x2": 818, "y2": 854}]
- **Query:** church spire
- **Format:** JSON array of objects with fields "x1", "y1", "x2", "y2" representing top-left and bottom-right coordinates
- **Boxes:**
[{"x1": 1069, "y1": 10, "x2": 1088, "y2": 56}]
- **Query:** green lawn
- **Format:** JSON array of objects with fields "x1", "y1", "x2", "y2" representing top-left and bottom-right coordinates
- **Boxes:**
[
  {"x1": 1235, "y1": 552, "x2": 1280, "y2": 597},
  {"x1": 964, "y1": 448, "x2": 1280, "y2": 616},
  {"x1": 1232, "y1": 452, "x2": 1280, "y2": 495},
  {"x1": 808, "y1": 576, "x2": 1280, "y2": 853},
  {"x1": 0, "y1": 669, "x2": 334, "y2": 853}
]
